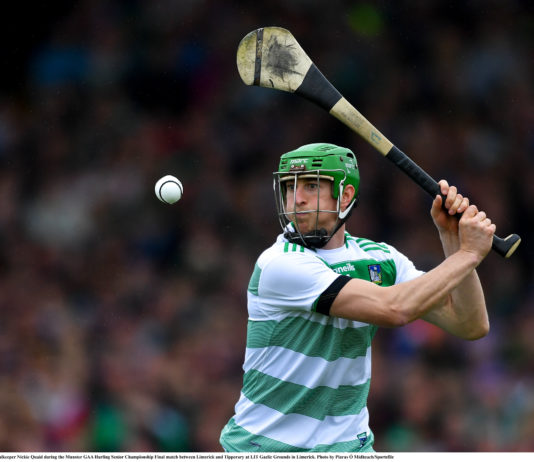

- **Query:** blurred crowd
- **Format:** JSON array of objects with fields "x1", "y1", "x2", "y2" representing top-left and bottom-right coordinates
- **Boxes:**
[{"x1": 0, "y1": 0, "x2": 532, "y2": 452}]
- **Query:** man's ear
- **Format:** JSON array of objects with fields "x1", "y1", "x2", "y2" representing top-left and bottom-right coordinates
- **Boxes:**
[{"x1": 341, "y1": 184, "x2": 356, "y2": 210}]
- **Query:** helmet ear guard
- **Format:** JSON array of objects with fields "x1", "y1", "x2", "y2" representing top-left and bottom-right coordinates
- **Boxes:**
[{"x1": 337, "y1": 178, "x2": 359, "y2": 220}]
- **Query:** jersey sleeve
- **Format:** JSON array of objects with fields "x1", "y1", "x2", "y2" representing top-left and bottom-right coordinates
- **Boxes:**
[
  {"x1": 257, "y1": 252, "x2": 340, "y2": 314},
  {"x1": 387, "y1": 244, "x2": 425, "y2": 284}
]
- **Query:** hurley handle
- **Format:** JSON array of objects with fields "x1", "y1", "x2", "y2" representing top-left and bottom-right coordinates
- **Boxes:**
[{"x1": 386, "y1": 146, "x2": 521, "y2": 258}]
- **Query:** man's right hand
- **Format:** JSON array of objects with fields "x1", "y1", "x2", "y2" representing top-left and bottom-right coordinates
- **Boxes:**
[{"x1": 458, "y1": 205, "x2": 496, "y2": 262}]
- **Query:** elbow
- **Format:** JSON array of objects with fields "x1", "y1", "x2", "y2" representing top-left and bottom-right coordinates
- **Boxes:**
[
  {"x1": 381, "y1": 289, "x2": 414, "y2": 328},
  {"x1": 464, "y1": 320, "x2": 490, "y2": 341},
  {"x1": 385, "y1": 302, "x2": 412, "y2": 328}
]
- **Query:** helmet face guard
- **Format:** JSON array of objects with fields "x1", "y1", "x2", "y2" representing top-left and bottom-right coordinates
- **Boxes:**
[
  {"x1": 274, "y1": 170, "x2": 347, "y2": 249},
  {"x1": 273, "y1": 143, "x2": 360, "y2": 249}
]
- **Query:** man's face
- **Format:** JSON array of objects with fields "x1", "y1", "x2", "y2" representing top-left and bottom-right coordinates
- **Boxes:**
[{"x1": 283, "y1": 177, "x2": 337, "y2": 234}]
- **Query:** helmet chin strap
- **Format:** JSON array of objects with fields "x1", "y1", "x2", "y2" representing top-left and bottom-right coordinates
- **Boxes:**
[{"x1": 284, "y1": 227, "x2": 330, "y2": 249}]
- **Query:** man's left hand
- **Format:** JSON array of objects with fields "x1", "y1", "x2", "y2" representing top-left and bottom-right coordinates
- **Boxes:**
[{"x1": 430, "y1": 179, "x2": 470, "y2": 235}]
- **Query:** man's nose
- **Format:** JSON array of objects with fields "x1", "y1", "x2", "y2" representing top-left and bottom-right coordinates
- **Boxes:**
[{"x1": 294, "y1": 185, "x2": 307, "y2": 205}]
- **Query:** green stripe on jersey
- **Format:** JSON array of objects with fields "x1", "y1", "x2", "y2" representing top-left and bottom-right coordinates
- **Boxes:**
[
  {"x1": 221, "y1": 419, "x2": 302, "y2": 452},
  {"x1": 284, "y1": 242, "x2": 306, "y2": 253},
  {"x1": 353, "y1": 237, "x2": 390, "y2": 253},
  {"x1": 248, "y1": 263, "x2": 261, "y2": 296},
  {"x1": 242, "y1": 369, "x2": 370, "y2": 419},
  {"x1": 220, "y1": 418, "x2": 375, "y2": 452},
  {"x1": 247, "y1": 316, "x2": 376, "y2": 361}
]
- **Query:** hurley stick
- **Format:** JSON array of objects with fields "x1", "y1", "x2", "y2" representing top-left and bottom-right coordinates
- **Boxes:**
[{"x1": 237, "y1": 27, "x2": 521, "y2": 258}]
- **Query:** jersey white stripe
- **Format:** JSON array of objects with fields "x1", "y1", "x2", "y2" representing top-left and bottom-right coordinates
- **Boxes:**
[
  {"x1": 244, "y1": 346, "x2": 372, "y2": 388},
  {"x1": 234, "y1": 395, "x2": 370, "y2": 448},
  {"x1": 248, "y1": 293, "x2": 370, "y2": 328}
]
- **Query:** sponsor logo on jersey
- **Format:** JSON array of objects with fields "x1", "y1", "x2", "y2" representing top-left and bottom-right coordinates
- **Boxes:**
[
  {"x1": 368, "y1": 264, "x2": 382, "y2": 285},
  {"x1": 357, "y1": 431, "x2": 368, "y2": 448},
  {"x1": 333, "y1": 262, "x2": 356, "y2": 274}
]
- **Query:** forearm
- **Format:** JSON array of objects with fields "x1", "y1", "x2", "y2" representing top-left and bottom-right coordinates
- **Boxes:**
[
  {"x1": 423, "y1": 232, "x2": 489, "y2": 339},
  {"x1": 453, "y1": 270, "x2": 489, "y2": 336},
  {"x1": 412, "y1": 183, "x2": 493, "y2": 338},
  {"x1": 390, "y1": 249, "x2": 482, "y2": 325},
  {"x1": 331, "y1": 249, "x2": 481, "y2": 327}
]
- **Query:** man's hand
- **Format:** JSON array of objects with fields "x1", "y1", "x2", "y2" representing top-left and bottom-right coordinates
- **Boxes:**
[
  {"x1": 458, "y1": 204, "x2": 496, "y2": 261},
  {"x1": 430, "y1": 179, "x2": 495, "y2": 261},
  {"x1": 430, "y1": 180, "x2": 470, "y2": 235}
]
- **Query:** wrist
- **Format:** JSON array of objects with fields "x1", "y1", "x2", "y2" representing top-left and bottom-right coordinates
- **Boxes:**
[
  {"x1": 439, "y1": 230, "x2": 460, "y2": 254},
  {"x1": 455, "y1": 248, "x2": 483, "y2": 268}
]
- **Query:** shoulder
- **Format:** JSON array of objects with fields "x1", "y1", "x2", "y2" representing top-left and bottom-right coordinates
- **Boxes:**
[
  {"x1": 257, "y1": 238, "x2": 318, "y2": 269},
  {"x1": 250, "y1": 238, "x2": 340, "y2": 314},
  {"x1": 255, "y1": 239, "x2": 339, "y2": 293},
  {"x1": 344, "y1": 232, "x2": 424, "y2": 282},
  {"x1": 344, "y1": 233, "x2": 393, "y2": 258}
]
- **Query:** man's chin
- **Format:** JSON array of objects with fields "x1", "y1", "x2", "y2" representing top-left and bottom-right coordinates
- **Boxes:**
[{"x1": 294, "y1": 222, "x2": 312, "y2": 234}]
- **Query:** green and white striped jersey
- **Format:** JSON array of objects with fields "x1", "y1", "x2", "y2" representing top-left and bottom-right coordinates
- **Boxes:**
[{"x1": 220, "y1": 231, "x2": 424, "y2": 452}]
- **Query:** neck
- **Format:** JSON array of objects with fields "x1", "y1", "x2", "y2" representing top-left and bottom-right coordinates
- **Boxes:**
[{"x1": 322, "y1": 224, "x2": 346, "y2": 250}]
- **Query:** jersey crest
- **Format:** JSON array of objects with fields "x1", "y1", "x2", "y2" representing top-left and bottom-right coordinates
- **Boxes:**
[
  {"x1": 367, "y1": 264, "x2": 382, "y2": 285},
  {"x1": 357, "y1": 431, "x2": 368, "y2": 448}
]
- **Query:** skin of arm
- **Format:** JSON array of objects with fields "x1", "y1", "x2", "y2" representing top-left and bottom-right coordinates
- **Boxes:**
[
  {"x1": 330, "y1": 181, "x2": 495, "y2": 340},
  {"x1": 330, "y1": 248, "x2": 482, "y2": 330},
  {"x1": 422, "y1": 181, "x2": 491, "y2": 340}
]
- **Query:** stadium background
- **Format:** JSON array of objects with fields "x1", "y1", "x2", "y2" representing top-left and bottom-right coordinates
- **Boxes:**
[{"x1": 0, "y1": 0, "x2": 532, "y2": 452}]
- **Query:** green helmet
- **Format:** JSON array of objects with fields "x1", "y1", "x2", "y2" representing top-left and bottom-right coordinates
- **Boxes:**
[{"x1": 273, "y1": 143, "x2": 360, "y2": 249}]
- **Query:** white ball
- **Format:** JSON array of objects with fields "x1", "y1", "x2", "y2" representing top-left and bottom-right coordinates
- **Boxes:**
[{"x1": 155, "y1": 175, "x2": 183, "y2": 204}]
